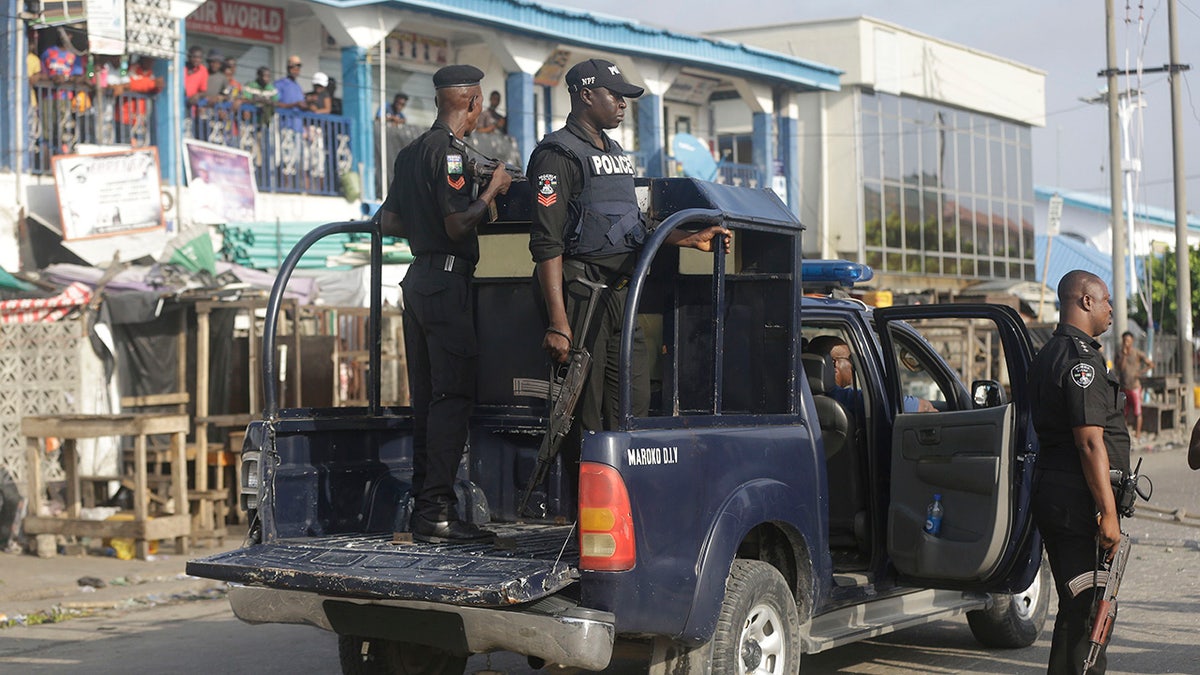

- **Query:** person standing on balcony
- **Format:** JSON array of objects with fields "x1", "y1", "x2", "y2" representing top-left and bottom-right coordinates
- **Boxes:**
[
  {"x1": 184, "y1": 46, "x2": 208, "y2": 107},
  {"x1": 204, "y1": 50, "x2": 231, "y2": 106},
  {"x1": 274, "y1": 55, "x2": 309, "y2": 136},
  {"x1": 118, "y1": 55, "x2": 164, "y2": 141},
  {"x1": 27, "y1": 37, "x2": 44, "y2": 106},
  {"x1": 476, "y1": 90, "x2": 506, "y2": 134},
  {"x1": 306, "y1": 72, "x2": 332, "y2": 114},
  {"x1": 377, "y1": 64, "x2": 512, "y2": 543},
  {"x1": 243, "y1": 66, "x2": 278, "y2": 120},
  {"x1": 41, "y1": 28, "x2": 83, "y2": 85},
  {"x1": 385, "y1": 92, "x2": 408, "y2": 125}
]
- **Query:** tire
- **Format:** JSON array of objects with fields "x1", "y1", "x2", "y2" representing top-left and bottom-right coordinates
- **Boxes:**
[
  {"x1": 711, "y1": 559, "x2": 802, "y2": 674},
  {"x1": 337, "y1": 635, "x2": 467, "y2": 675},
  {"x1": 967, "y1": 556, "x2": 1052, "y2": 648}
]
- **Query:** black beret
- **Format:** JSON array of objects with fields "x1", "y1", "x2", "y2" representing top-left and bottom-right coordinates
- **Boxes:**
[{"x1": 433, "y1": 64, "x2": 484, "y2": 89}]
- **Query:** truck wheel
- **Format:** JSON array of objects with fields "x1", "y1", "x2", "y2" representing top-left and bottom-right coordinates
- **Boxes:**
[
  {"x1": 967, "y1": 556, "x2": 1051, "y2": 648},
  {"x1": 337, "y1": 635, "x2": 467, "y2": 675},
  {"x1": 712, "y1": 559, "x2": 801, "y2": 674}
]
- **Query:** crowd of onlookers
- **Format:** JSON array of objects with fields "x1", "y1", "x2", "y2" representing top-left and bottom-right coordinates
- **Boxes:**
[
  {"x1": 26, "y1": 24, "x2": 514, "y2": 135},
  {"x1": 184, "y1": 49, "x2": 343, "y2": 119}
]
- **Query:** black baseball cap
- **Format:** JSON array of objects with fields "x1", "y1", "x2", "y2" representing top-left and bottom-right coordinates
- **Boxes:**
[{"x1": 565, "y1": 59, "x2": 644, "y2": 98}]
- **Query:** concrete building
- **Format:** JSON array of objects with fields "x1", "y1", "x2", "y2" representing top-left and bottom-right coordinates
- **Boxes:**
[
  {"x1": 711, "y1": 16, "x2": 1047, "y2": 293},
  {"x1": 0, "y1": 0, "x2": 840, "y2": 274}
]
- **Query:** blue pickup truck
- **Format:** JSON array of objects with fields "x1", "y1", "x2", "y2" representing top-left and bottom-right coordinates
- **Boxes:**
[{"x1": 188, "y1": 178, "x2": 1049, "y2": 673}]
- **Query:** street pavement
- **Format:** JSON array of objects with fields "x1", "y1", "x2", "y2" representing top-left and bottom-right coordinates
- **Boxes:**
[{"x1": 2, "y1": 432, "x2": 1199, "y2": 673}]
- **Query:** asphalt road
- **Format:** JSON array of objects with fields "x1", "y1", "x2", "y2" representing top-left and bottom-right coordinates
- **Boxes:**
[{"x1": 3, "y1": 444, "x2": 1198, "y2": 674}]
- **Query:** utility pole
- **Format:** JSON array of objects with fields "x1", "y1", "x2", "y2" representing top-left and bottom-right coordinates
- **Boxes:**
[
  {"x1": 1168, "y1": 0, "x2": 1194, "y2": 430},
  {"x1": 1105, "y1": 0, "x2": 1128, "y2": 339}
]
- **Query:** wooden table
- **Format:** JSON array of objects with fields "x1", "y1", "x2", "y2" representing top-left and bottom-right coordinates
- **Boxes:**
[{"x1": 23, "y1": 413, "x2": 191, "y2": 560}]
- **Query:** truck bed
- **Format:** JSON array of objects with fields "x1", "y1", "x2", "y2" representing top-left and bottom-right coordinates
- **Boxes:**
[{"x1": 187, "y1": 523, "x2": 579, "y2": 607}]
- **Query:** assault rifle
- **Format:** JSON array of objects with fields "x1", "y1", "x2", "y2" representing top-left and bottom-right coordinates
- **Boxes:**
[
  {"x1": 1082, "y1": 532, "x2": 1131, "y2": 672},
  {"x1": 517, "y1": 277, "x2": 607, "y2": 517},
  {"x1": 1082, "y1": 457, "x2": 1151, "y2": 672}
]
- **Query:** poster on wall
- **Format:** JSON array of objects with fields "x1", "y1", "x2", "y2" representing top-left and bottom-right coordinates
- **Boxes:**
[
  {"x1": 85, "y1": 0, "x2": 126, "y2": 54},
  {"x1": 52, "y1": 147, "x2": 164, "y2": 241},
  {"x1": 184, "y1": 140, "x2": 258, "y2": 224},
  {"x1": 534, "y1": 49, "x2": 572, "y2": 87}
]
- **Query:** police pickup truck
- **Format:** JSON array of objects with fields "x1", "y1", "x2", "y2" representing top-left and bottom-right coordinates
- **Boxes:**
[{"x1": 188, "y1": 178, "x2": 1049, "y2": 673}]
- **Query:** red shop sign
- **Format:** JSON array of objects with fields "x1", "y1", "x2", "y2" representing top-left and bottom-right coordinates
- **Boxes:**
[{"x1": 187, "y1": 0, "x2": 285, "y2": 44}]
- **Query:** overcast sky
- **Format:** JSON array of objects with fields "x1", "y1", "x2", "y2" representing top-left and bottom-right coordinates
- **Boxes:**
[{"x1": 549, "y1": 0, "x2": 1200, "y2": 214}]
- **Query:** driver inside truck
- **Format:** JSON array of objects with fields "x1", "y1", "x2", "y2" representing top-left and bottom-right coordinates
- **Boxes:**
[{"x1": 807, "y1": 334, "x2": 936, "y2": 415}]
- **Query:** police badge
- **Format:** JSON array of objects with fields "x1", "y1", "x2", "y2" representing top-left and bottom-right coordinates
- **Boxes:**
[
  {"x1": 537, "y1": 173, "x2": 558, "y2": 207},
  {"x1": 1071, "y1": 363, "x2": 1095, "y2": 388}
]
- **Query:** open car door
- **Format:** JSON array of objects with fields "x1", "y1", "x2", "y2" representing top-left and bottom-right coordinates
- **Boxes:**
[{"x1": 875, "y1": 303, "x2": 1040, "y2": 591}]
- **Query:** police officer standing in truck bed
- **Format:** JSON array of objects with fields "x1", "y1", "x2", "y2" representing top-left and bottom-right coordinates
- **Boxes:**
[
  {"x1": 1028, "y1": 269, "x2": 1131, "y2": 674},
  {"x1": 528, "y1": 58, "x2": 729, "y2": 433},
  {"x1": 378, "y1": 64, "x2": 511, "y2": 543}
]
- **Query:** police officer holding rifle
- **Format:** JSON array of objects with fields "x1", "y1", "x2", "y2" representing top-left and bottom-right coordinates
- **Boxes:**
[
  {"x1": 1028, "y1": 270, "x2": 1132, "y2": 674},
  {"x1": 523, "y1": 60, "x2": 729, "y2": 509}
]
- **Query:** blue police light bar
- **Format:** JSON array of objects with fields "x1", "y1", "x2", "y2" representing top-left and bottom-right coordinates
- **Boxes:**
[{"x1": 801, "y1": 260, "x2": 874, "y2": 287}]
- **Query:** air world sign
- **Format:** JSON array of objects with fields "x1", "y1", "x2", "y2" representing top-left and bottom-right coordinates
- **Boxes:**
[{"x1": 187, "y1": 0, "x2": 284, "y2": 44}]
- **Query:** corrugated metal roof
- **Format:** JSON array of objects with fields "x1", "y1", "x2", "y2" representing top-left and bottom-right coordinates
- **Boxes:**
[
  {"x1": 1035, "y1": 233, "x2": 1116, "y2": 295},
  {"x1": 316, "y1": 0, "x2": 842, "y2": 91},
  {"x1": 1035, "y1": 186, "x2": 1200, "y2": 231}
]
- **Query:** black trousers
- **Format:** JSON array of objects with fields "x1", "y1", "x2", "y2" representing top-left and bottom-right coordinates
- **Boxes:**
[
  {"x1": 401, "y1": 262, "x2": 477, "y2": 522},
  {"x1": 1033, "y1": 472, "x2": 1111, "y2": 675},
  {"x1": 560, "y1": 260, "x2": 650, "y2": 432}
]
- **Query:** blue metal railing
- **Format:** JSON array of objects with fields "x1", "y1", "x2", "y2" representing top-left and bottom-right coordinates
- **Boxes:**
[
  {"x1": 25, "y1": 83, "x2": 353, "y2": 198},
  {"x1": 186, "y1": 104, "x2": 353, "y2": 197},
  {"x1": 28, "y1": 84, "x2": 156, "y2": 173}
]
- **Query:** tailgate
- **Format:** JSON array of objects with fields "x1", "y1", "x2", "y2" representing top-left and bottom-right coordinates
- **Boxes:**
[{"x1": 187, "y1": 524, "x2": 578, "y2": 607}]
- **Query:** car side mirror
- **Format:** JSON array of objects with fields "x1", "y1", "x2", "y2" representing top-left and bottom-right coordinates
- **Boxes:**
[{"x1": 972, "y1": 380, "x2": 1006, "y2": 408}]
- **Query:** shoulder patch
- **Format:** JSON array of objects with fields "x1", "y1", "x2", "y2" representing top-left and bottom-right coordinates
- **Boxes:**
[
  {"x1": 536, "y1": 173, "x2": 558, "y2": 207},
  {"x1": 446, "y1": 154, "x2": 463, "y2": 175},
  {"x1": 1071, "y1": 363, "x2": 1096, "y2": 388}
]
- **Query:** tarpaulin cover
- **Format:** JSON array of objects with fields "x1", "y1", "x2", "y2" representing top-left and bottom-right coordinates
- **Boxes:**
[{"x1": 0, "y1": 282, "x2": 92, "y2": 323}]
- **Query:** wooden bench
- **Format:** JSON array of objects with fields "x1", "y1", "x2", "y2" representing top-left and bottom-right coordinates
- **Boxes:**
[{"x1": 23, "y1": 413, "x2": 191, "y2": 560}]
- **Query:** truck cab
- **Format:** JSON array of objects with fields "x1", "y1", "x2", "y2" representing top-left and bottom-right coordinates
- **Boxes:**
[{"x1": 188, "y1": 178, "x2": 1048, "y2": 673}]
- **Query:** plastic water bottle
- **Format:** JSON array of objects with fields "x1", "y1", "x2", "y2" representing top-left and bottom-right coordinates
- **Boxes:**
[{"x1": 924, "y1": 494, "x2": 944, "y2": 536}]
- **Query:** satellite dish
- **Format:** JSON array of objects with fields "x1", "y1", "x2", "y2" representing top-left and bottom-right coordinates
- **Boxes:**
[{"x1": 671, "y1": 133, "x2": 718, "y2": 181}]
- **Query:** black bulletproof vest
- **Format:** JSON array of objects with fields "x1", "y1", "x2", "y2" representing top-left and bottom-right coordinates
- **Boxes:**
[{"x1": 541, "y1": 129, "x2": 647, "y2": 258}]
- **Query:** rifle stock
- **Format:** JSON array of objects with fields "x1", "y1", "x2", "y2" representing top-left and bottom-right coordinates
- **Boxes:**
[{"x1": 1083, "y1": 533, "x2": 1131, "y2": 671}]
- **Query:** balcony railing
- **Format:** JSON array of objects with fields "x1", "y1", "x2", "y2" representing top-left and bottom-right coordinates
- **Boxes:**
[
  {"x1": 186, "y1": 104, "x2": 353, "y2": 197},
  {"x1": 26, "y1": 84, "x2": 353, "y2": 198},
  {"x1": 28, "y1": 83, "x2": 157, "y2": 173}
]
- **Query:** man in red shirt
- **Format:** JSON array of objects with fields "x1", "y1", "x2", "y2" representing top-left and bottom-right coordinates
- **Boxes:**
[
  {"x1": 184, "y1": 46, "x2": 208, "y2": 106},
  {"x1": 119, "y1": 56, "x2": 165, "y2": 136}
]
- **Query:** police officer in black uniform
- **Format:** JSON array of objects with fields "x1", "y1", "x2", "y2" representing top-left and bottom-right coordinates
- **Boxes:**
[
  {"x1": 528, "y1": 58, "x2": 729, "y2": 432},
  {"x1": 1029, "y1": 269, "x2": 1131, "y2": 674},
  {"x1": 379, "y1": 64, "x2": 512, "y2": 543}
]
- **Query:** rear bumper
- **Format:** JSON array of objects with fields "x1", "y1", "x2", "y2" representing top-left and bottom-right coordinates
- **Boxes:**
[{"x1": 227, "y1": 585, "x2": 615, "y2": 671}]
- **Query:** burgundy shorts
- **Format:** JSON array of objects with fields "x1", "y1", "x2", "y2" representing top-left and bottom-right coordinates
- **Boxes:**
[{"x1": 1123, "y1": 388, "x2": 1142, "y2": 416}]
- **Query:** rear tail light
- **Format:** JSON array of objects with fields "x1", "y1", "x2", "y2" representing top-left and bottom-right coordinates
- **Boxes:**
[
  {"x1": 240, "y1": 450, "x2": 260, "y2": 512},
  {"x1": 578, "y1": 462, "x2": 635, "y2": 571}
]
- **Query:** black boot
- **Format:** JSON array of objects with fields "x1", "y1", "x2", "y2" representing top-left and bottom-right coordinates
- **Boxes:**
[{"x1": 410, "y1": 513, "x2": 494, "y2": 544}]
